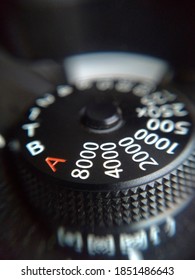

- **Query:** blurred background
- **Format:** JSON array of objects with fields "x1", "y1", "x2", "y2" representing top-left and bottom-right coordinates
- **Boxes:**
[{"x1": 0, "y1": 0, "x2": 194, "y2": 68}]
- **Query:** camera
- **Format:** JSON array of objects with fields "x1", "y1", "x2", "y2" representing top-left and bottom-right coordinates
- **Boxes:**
[{"x1": 0, "y1": 0, "x2": 195, "y2": 260}]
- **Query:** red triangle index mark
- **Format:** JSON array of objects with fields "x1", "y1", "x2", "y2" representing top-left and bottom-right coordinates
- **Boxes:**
[{"x1": 45, "y1": 157, "x2": 67, "y2": 172}]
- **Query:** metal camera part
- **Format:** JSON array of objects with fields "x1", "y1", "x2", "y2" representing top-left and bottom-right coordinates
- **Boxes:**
[{"x1": 3, "y1": 53, "x2": 194, "y2": 260}]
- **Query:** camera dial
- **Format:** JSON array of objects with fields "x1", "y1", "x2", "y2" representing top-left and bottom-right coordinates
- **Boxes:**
[{"x1": 8, "y1": 78, "x2": 195, "y2": 259}]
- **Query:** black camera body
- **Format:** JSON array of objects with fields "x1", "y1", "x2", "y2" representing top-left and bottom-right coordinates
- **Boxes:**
[{"x1": 0, "y1": 0, "x2": 195, "y2": 260}]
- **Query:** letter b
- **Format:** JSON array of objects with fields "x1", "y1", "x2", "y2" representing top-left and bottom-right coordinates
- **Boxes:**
[{"x1": 26, "y1": 141, "x2": 45, "y2": 156}]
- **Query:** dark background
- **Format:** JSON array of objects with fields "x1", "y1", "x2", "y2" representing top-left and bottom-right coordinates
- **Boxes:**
[{"x1": 0, "y1": 0, "x2": 195, "y2": 70}]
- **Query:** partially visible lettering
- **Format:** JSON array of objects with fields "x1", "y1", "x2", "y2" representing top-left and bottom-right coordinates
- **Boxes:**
[
  {"x1": 57, "y1": 85, "x2": 73, "y2": 97},
  {"x1": 28, "y1": 107, "x2": 41, "y2": 121},
  {"x1": 57, "y1": 227, "x2": 83, "y2": 253},
  {"x1": 57, "y1": 217, "x2": 177, "y2": 257},
  {"x1": 120, "y1": 230, "x2": 148, "y2": 256},
  {"x1": 87, "y1": 234, "x2": 115, "y2": 256},
  {"x1": 36, "y1": 93, "x2": 55, "y2": 108},
  {"x1": 150, "y1": 225, "x2": 161, "y2": 246}
]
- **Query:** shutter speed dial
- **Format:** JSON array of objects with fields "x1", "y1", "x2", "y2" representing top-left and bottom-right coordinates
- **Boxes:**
[{"x1": 9, "y1": 78, "x2": 195, "y2": 235}]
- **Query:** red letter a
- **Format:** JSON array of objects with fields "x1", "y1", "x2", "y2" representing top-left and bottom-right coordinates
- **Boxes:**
[{"x1": 45, "y1": 157, "x2": 67, "y2": 172}]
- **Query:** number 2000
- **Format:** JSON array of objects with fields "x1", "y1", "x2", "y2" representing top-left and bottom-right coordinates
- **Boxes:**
[{"x1": 119, "y1": 137, "x2": 158, "y2": 171}]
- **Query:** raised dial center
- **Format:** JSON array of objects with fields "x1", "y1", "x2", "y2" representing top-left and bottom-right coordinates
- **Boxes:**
[{"x1": 82, "y1": 100, "x2": 122, "y2": 130}]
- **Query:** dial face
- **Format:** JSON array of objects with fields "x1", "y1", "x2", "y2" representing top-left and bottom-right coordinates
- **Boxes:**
[{"x1": 15, "y1": 79, "x2": 195, "y2": 190}]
